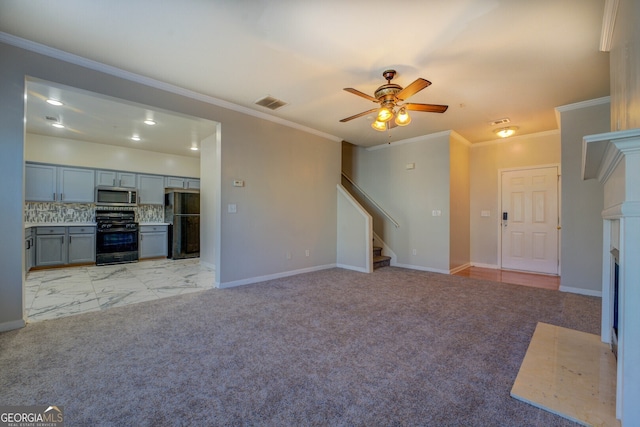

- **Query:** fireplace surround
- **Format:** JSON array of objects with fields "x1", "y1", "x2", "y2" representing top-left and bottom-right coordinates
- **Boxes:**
[{"x1": 583, "y1": 128, "x2": 640, "y2": 425}]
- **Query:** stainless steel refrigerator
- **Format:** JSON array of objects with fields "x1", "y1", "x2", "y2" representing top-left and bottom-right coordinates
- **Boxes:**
[{"x1": 164, "y1": 190, "x2": 200, "y2": 259}]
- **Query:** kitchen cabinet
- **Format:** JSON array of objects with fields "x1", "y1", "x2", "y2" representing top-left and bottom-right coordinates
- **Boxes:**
[
  {"x1": 35, "y1": 227, "x2": 67, "y2": 266},
  {"x1": 35, "y1": 226, "x2": 96, "y2": 267},
  {"x1": 25, "y1": 163, "x2": 95, "y2": 203},
  {"x1": 68, "y1": 226, "x2": 96, "y2": 264},
  {"x1": 139, "y1": 225, "x2": 168, "y2": 259},
  {"x1": 25, "y1": 227, "x2": 35, "y2": 272},
  {"x1": 96, "y1": 170, "x2": 137, "y2": 188},
  {"x1": 137, "y1": 174, "x2": 165, "y2": 205},
  {"x1": 25, "y1": 164, "x2": 57, "y2": 202},
  {"x1": 165, "y1": 176, "x2": 200, "y2": 190}
]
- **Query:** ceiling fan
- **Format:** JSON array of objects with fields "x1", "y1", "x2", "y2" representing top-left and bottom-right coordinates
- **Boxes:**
[{"x1": 340, "y1": 70, "x2": 448, "y2": 131}]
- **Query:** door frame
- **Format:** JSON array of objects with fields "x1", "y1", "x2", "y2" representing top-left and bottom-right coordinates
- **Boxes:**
[{"x1": 497, "y1": 164, "x2": 562, "y2": 275}]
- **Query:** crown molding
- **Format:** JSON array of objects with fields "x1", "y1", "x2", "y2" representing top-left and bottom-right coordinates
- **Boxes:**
[
  {"x1": 600, "y1": 0, "x2": 619, "y2": 52},
  {"x1": 472, "y1": 129, "x2": 560, "y2": 147},
  {"x1": 555, "y1": 96, "x2": 611, "y2": 113},
  {"x1": 0, "y1": 32, "x2": 342, "y2": 143}
]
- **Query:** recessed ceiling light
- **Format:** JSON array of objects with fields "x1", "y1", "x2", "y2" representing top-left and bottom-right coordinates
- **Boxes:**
[
  {"x1": 131, "y1": 135, "x2": 141, "y2": 141},
  {"x1": 51, "y1": 122, "x2": 65, "y2": 129},
  {"x1": 46, "y1": 99, "x2": 63, "y2": 106},
  {"x1": 143, "y1": 119, "x2": 156, "y2": 125},
  {"x1": 190, "y1": 142, "x2": 199, "y2": 151}
]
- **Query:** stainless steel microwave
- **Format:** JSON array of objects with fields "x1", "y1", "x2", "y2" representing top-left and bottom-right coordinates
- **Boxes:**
[{"x1": 95, "y1": 186, "x2": 138, "y2": 206}]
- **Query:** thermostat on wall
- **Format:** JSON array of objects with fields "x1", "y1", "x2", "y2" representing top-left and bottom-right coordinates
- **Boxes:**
[{"x1": 233, "y1": 180, "x2": 244, "y2": 187}]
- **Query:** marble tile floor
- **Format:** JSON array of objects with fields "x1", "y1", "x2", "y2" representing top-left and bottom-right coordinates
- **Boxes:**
[{"x1": 25, "y1": 259, "x2": 215, "y2": 323}]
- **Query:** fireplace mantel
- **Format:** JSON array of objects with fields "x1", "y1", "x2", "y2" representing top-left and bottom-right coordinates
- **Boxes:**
[{"x1": 583, "y1": 128, "x2": 640, "y2": 425}]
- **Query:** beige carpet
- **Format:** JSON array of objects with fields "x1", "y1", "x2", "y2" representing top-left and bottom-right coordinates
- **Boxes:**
[
  {"x1": 1, "y1": 267, "x2": 601, "y2": 426},
  {"x1": 511, "y1": 323, "x2": 619, "y2": 427}
]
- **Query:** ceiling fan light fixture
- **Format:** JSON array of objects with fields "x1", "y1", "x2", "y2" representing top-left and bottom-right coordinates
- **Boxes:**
[
  {"x1": 377, "y1": 106, "x2": 394, "y2": 123},
  {"x1": 371, "y1": 120, "x2": 387, "y2": 132},
  {"x1": 494, "y1": 126, "x2": 518, "y2": 138},
  {"x1": 395, "y1": 107, "x2": 411, "y2": 126}
]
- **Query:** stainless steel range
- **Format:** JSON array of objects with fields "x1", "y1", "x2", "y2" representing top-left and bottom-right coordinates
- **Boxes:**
[{"x1": 95, "y1": 210, "x2": 139, "y2": 265}]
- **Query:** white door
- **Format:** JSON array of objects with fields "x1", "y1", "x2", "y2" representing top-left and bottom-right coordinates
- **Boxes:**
[{"x1": 501, "y1": 167, "x2": 559, "y2": 274}]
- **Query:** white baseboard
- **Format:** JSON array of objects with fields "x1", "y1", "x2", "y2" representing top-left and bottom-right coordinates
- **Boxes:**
[
  {"x1": 0, "y1": 318, "x2": 26, "y2": 332},
  {"x1": 336, "y1": 264, "x2": 369, "y2": 273},
  {"x1": 217, "y1": 264, "x2": 336, "y2": 289},
  {"x1": 471, "y1": 262, "x2": 500, "y2": 269},
  {"x1": 393, "y1": 263, "x2": 450, "y2": 275},
  {"x1": 199, "y1": 260, "x2": 216, "y2": 272},
  {"x1": 559, "y1": 286, "x2": 602, "y2": 297},
  {"x1": 449, "y1": 263, "x2": 471, "y2": 274}
]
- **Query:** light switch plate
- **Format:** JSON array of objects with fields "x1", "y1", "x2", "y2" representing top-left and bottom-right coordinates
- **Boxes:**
[
  {"x1": 481, "y1": 210, "x2": 491, "y2": 217},
  {"x1": 228, "y1": 204, "x2": 237, "y2": 213}
]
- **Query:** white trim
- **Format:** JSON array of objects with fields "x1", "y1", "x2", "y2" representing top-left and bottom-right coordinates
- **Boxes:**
[
  {"x1": 336, "y1": 264, "x2": 369, "y2": 273},
  {"x1": 600, "y1": 0, "x2": 619, "y2": 52},
  {"x1": 449, "y1": 263, "x2": 471, "y2": 274},
  {"x1": 366, "y1": 130, "x2": 452, "y2": 151},
  {"x1": 0, "y1": 32, "x2": 341, "y2": 143},
  {"x1": 199, "y1": 260, "x2": 216, "y2": 272},
  {"x1": 559, "y1": 286, "x2": 602, "y2": 297},
  {"x1": 471, "y1": 262, "x2": 499, "y2": 269},
  {"x1": 0, "y1": 319, "x2": 26, "y2": 332},
  {"x1": 393, "y1": 263, "x2": 450, "y2": 275},
  {"x1": 555, "y1": 96, "x2": 611, "y2": 113},
  {"x1": 472, "y1": 129, "x2": 560, "y2": 147},
  {"x1": 216, "y1": 264, "x2": 336, "y2": 289}
]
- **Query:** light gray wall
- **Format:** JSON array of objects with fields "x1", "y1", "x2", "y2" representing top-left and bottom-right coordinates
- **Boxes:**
[
  {"x1": 199, "y1": 131, "x2": 218, "y2": 272},
  {"x1": 469, "y1": 132, "x2": 561, "y2": 267},
  {"x1": 558, "y1": 101, "x2": 609, "y2": 294},
  {"x1": 350, "y1": 133, "x2": 451, "y2": 272},
  {"x1": 337, "y1": 185, "x2": 371, "y2": 272},
  {"x1": 0, "y1": 43, "x2": 26, "y2": 331},
  {"x1": 449, "y1": 133, "x2": 470, "y2": 270},
  {"x1": 0, "y1": 41, "x2": 339, "y2": 330},
  {"x1": 219, "y1": 119, "x2": 339, "y2": 285},
  {"x1": 610, "y1": 0, "x2": 640, "y2": 131}
]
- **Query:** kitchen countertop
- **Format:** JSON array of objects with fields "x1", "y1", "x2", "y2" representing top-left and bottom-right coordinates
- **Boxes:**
[
  {"x1": 25, "y1": 222, "x2": 170, "y2": 228},
  {"x1": 25, "y1": 222, "x2": 96, "y2": 228}
]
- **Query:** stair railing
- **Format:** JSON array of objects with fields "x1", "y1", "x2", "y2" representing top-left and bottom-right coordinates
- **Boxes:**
[{"x1": 341, "y1": 172, "x2": 400, "y2": 228}]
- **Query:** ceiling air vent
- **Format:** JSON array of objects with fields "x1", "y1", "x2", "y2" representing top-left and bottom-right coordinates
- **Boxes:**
[
  {"x1": 255, "y1": 95, "x2": 287, "y2": 110},
  {"x1": 489, "y1": 117, "x2": 511, "y2": 126}
]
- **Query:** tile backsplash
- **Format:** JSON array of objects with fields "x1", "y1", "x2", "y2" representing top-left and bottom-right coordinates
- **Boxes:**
[{"x1": 25, "y1": 203, "x2": 164, "y2": 223}]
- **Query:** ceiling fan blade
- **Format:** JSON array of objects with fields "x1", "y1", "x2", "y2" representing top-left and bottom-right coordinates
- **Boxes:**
[
  {"x1": 395, "y1": 78, "x2": 431, "y2": 101},
  {"x1": 339, "y1": 108, "x2": 378, "y2": 122},
  {"x1": 344, "y1": 88, "x2": 379, "y2": 103},
  {"x1": 404, "y1": 103, "x2": 448, "y2": 113}
]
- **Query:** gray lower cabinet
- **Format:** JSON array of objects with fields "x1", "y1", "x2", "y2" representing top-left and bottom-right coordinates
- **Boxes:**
[
  {"x1": 36, "y1": 227, "x2": 68, "y2": 266},
  {"x1": 139, "y1": 225, "x2": 168, "y2": 259},
  {"x1": 25, "y1": 228, "x2": 35, "y2": 272},
  {"x1": 68, "y1": 227, "x2": 96, "y2": 264},
  {"x1": 35, "y1": 226, "x2": 96, "y2": 267}
]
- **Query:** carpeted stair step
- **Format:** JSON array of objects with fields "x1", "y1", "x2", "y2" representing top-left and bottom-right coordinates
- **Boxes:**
[{"x1": 373, "y1": 246, "x2": 391, "y2": 269}]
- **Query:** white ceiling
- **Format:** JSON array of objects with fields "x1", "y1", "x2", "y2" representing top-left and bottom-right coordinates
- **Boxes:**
[{"x1": 0, "y1": 0, "x2": 610, "y2": 150}]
